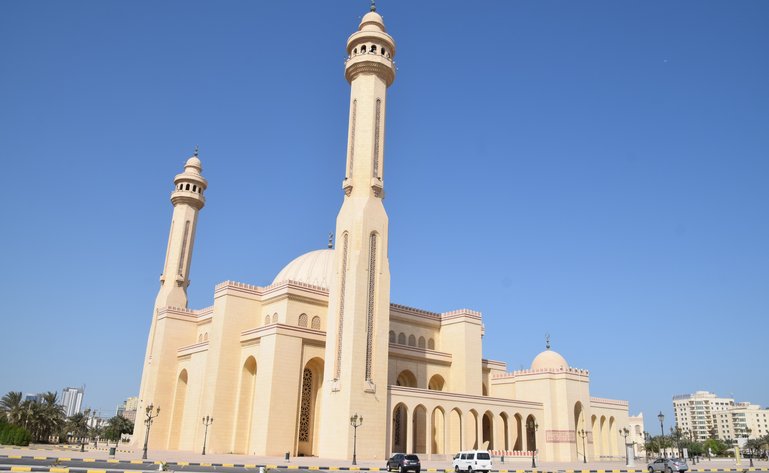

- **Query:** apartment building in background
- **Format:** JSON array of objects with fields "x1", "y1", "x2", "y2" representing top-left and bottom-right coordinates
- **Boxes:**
[{"x1": 673, "y1": 391, "x2": 769, "y2": 442}]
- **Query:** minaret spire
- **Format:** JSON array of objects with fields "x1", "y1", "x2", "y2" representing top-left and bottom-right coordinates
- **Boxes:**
[{"x1": 370, "y1": 0, "x2": 376, "y2": 12}]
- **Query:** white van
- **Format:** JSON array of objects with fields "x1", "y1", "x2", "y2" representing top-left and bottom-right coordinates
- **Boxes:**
[{"x1": 452, "y1": 450, "x2": 492, "y2": 473}]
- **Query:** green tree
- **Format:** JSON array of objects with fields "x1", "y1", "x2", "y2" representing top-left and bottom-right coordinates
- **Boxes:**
[
  {"x1": 67, "y1": 411, "x2": 90, "y2": 451},
  {"x1": 104, "y1": 415, "x2": 134, "y2": 449},
  {"x1": 0, "y1": 392, "x2": 24, "y2": 425}
]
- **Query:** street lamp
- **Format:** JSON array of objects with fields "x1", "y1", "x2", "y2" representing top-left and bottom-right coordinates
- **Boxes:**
[
  {"x1": 578, "y1": 429, "x2": 588, "y2": 463},
  {"x1": 141, "y1": 404, "x2": 160, "y2": 460},
  {"x1": 658, "y1": 412, "x2": 665, "y2": 458},
  {"x1": 620, "y1": 427, "x2": 630, "y2": 466},
  {"x1": 350, "y1": 413, "x2": 363, "y2": 466},
  {"x1": 530, "y1": 421, "x2": 539, "y2": 468},
  {"x1": 202, "y1": 415, "x2": 214, "y2": 455}
]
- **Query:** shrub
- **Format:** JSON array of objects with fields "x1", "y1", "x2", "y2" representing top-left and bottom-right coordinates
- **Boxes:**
[{"x1": 0, "y1": 418, "x2": 31, "y2": 446}]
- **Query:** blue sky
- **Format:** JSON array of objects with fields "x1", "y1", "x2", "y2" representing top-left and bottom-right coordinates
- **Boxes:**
[{"x1": 1, "y1": 0, "x2": 767, "y2": 427}]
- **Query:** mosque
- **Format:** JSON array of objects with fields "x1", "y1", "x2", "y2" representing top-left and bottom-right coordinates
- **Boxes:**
[{"x1": 132, "y1": 4, "x2": 637, "y2": 462}]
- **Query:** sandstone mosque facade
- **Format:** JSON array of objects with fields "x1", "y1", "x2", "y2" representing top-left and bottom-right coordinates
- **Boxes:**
[{"x1": 132, "y1": 5, "x2": 636, "y2": 462}]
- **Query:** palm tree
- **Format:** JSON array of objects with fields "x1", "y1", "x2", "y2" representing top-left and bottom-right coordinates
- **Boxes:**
[
  {"x1": 0, "y1": 392, "x2": 24, "y2": 425},
  {"x1": 38, "y1": 392, "x2": 65, "y2": 442},
  {"x1": 68, "y1": 411, "x2": 89, "y2": 451},
  {"x1": 104, "y1": 415, "x2": 134, "y2": 449}
]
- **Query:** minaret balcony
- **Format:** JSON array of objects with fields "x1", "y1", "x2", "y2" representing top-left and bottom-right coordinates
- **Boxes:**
[
  {"x1": 171, "y1": 190, "x2": 206, "y2": 209},
  {"x1": 345, "y1": 53, "x2": 395, "y2": 86}
]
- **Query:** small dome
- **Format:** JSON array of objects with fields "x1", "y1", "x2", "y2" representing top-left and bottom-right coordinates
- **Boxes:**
[
  {"x1": 185, "y1": 156, "x2": 202, "y2": 174},
  {"x1": 273, "y1": 249, "x2": 334, "y2": 289},
  {"x1": 360, "y1": 11, "x2": 386, "y2": 32},
  {"x1": 531, "y1": 349, "x2": 569, "y2": 371}
]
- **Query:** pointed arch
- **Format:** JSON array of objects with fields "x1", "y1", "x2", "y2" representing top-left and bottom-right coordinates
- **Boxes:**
[
  {"x1": 413, "y1": 404, "x2": 427, "y2": 453},
  {"x1": 427, "y1": 338, "x2": 435, "y2": 350},
  {"x1": 392, "y1": 403, "x2": 408, "y2": 453},
  {"x1": 296, "y1": 357, "x2": 324, "y2": 456},
  {"x1": 526, "y1": 414, "x2": 537, "y2": 452},
  {"x1": 482, "y1": 411, "x2": 494, "y2": 449},
  {"x1": 234, "y1": 356, "x2": 256, "y2": 453},
  {"x1": 397, "y1": 332, "x2": 406, "y2": 344},
  {"x1": 168, "y1": 369, "x2": 188, "y2": 449},
  {"x1": 418, "y1": 336, "x2": 426, "y2": 348},
  {"x1": 500, "y1": 412, "x2": 510, "y2": 451},
  {"x1": 449, "y1": 408, "x2": 463, "y2": 454},
  {"x1": 311, "y1": 316, "x2": 321, "y2": 330},
  {"x1": 513, "y1": 413, "x2": 523, "y2": 451},
  {"x1": 408, "y1": 334, "x2": 416, "y2": 347},
  {"x1": 298, "y1": 313, "x2": 308, "y2": 327},
  {"x1": 468, "y1": 410, "x2": 479, "y2": 450},
  {"x1": 428, "y1": 374, "x2": 445, "y2": 391},
  {"x1": 396, "y1": 369, "x2": 417, "y2": 388},
  {"x1": 431, "y1": 407, "x2": 446, "y2": 454},
  {"x1": 575, "y1": 402, "x2": 585, "y2": 459},
  {"x1": 389, "y1": 330, "x2": 396, "y2": 343}
]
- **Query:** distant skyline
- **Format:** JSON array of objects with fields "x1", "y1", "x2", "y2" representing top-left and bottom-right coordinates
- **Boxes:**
[{"x1": 1, "y1": 1, "x2": 767, "y2": 427}]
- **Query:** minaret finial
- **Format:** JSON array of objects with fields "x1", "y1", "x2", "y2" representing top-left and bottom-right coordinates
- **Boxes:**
[
  {"x1": 328, "y1": 232, "x2": 334, "y2": 249},
  {"x1": 370, "y1": 0, "x2": 376, "y2": 12},
  {"x1": 194, "y1": 145, "x2": 199, "y2": 157},
  {"x1": 545, "y1": 333, "x2": 551, "y2": 350}
]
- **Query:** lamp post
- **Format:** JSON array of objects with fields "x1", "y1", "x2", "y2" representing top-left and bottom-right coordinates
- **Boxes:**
[
  {"x1": 620, "y1": 427, "x2": 630, "y2": 466},
  {"x1": 530, "y1": 421, "x2": 539, "y2": 468},
  {"x1": 578, "y1": 429, "x2": 588, "y2": 463},
  {"x1": 202, "y1": 415, "x2": 214, "y2": 455},
  {"x1": 141, "y1": 404, "x2": 160, "y2": 460},
  {"x1": 658, "y1": 412, "x2": 665, "y2": 458},
  {"x1": 350, "y1": 413, "x2": 363, "y2": 466}
]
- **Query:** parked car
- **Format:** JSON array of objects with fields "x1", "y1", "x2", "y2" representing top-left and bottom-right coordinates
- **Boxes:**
[
  {"x1": 386, "y1": 453, "x2": 421, "y2": 473},
  {"x1": 452, "y1": 450, "x2": 493, "y2": 473},
  {"x1": 648, "y1": 458, "x2": 688, "y2": 473}
]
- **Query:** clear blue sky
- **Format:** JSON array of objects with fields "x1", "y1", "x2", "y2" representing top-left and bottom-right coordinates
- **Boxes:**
[{"x1": 1, "y1": 1, "x2": 767, "y2": 427}]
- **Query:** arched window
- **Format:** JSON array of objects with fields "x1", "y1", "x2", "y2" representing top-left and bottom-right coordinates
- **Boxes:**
[
  {"x1": 273, "y1": 312, "x2": 278, "y2": 324},
  {"x1": 353, "y1": 47, "x2": 357, "y2": 54},
  {"x1": 185, "y1": 183, "x2": 190, "y2": 190},
  {"x1": 203, "y1": 332, "x2": 209, "y2": 341},
  {"x1": 397, "y1": 332, "x2": 406, "y2": 345},
  {"x1": 298, "y1": 313, "x2": 308, "y2": 327},
  {"x1": 192, "y1": 185, "x2": 197, "y2": 192},
  {"x1": 428, "y1": 338, "x2": 435, "y2": 350},
  {"x1": 361, "y1": 45, "x2": 367, "y2": 53},
  {"x1": 382, "y1": 48, "x2": 387, "y2": 56},
  {"x1": 198, "y1": 334, "x2": 203, "y2": 343},
  {"x1": 371, "y1": 44, "x2": 377, "y2": 53},
  {"x1": 418, "y1": 336, "x2": 426, "y2": 348},
  {"x1": 264, "y1": 315, "x2": 270, "y2": 326},
  {"x1": 408, "y1": 334, "x2": 416, "y2": 347},
  {"x1": 311, "y1": 316, "x2": 321, "y2": 330},
  {"x1": 389, "y1": 331, "x2": 396, "y2": 343}
]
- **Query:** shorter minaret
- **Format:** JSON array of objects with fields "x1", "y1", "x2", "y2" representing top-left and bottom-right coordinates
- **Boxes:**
[
  {"x1": 155, "y1": 149, "x2": 207, "y2": 309},
  {"x1": 132, "y1": 150, "x2": 207, "y2": 450}
]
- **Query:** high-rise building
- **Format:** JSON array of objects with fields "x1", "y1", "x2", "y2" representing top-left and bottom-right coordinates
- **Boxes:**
[
  {"x1": 672, "y1": 391, "x2": 769, "y2": 441},
  {"x1": 116, "y1": 396, "x2": 139, "y2": 423},
  {"x1": 61, "y1": 386, "x2": 84, "y2": 417}
]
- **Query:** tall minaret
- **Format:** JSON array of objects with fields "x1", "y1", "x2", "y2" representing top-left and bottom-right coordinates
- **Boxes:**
[
  {"x1": 318, "y1": 4, "x2": 396, "y2": 460},
  {"x1": 155, "y1": 151, "x2": 207, "y2": 309},
  {"x1": 132, "y1": 151, "x2": 207, "y2": 449}
]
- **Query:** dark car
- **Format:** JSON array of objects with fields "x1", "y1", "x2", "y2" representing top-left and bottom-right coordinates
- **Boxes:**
[
  {"x1": 648, "y1": 458, "x2": 688, "y2": 473},
  {"x1": 386, "y1": 453, "x2": 421, "y2": 473}
]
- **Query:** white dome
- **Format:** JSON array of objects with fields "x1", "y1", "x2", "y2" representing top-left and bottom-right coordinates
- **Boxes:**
[
  {"x1": 273, "y1": 249, "x2": 334, "y2": 289},
  {"x1": 531, "y1": 349, "x2": 569, "y2": 371}
]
